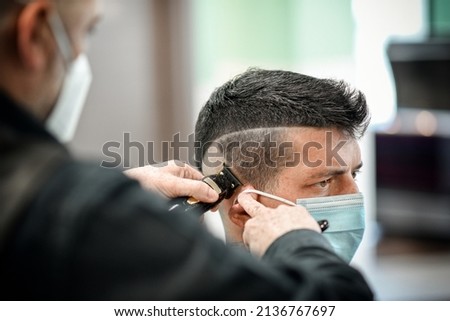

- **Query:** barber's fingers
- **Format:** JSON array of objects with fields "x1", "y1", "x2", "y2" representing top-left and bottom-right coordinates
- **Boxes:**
[
  {"x1": 242, "y1": 203, "x2": 322, "y2": 256},
  {"x1": 160, "y1": 160, "x2": 205, "y2": 181},
  {"x1": 179, "y1": 163, "x2": 205, "y2": 181},
  {"x1": 237, "y1": 192, "x2": 269, "y2": 218},
  {"x1": 124, "y1": 163, "x2": 218, "y2": 203},
  {"x1": 168, "y1": 176, "x2": 219, "y2": 203},
  {"x1": 165, "y1": 162, "x2": 218, "y2": 202}
]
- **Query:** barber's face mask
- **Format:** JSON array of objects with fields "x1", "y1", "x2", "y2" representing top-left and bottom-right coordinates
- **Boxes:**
[
  {"x1": 241, "y1": 190, "x2": 365, "y2": 263},
  {"x1": 45, "y1": 11, "x2": 92, "y2": 143}
]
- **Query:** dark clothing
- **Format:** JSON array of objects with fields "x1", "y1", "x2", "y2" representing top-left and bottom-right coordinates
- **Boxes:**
[{"x1": 0, "y1": 91, "x2": 374, "y2": 300}]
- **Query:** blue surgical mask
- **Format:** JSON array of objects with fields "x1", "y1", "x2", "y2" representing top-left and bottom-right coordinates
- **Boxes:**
[
  {"x1": 240, "y1": 190, "x2": 365, "y2": 263},
  {"x1": 296, "y1": 193, "x2": 365, "y2": 263}
]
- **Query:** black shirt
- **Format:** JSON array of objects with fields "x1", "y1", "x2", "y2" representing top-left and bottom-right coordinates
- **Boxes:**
[{"x1": 0, "y1": 91, "x2": 374, "y2": 300}]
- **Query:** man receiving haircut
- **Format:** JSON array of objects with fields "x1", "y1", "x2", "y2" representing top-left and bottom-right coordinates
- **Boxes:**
[
  {"x1": 0, "y1": 0, "x2": 373, "y2": 300},
  {"x1": 196, "y1": 68, "x2": 370, "y2": 263}
]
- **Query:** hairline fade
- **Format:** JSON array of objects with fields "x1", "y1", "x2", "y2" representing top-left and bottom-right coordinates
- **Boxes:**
[{"x1": 201, "y1": 128, "x2": 289, "y2": 191}]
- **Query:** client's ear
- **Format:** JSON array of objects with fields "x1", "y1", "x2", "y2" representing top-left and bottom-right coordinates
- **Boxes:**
[{"x1": 228, "y1": 185, "x2": 256, "y2": 228}]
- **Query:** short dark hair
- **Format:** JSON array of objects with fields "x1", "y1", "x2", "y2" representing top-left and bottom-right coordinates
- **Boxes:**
[{"x1": 194, "y1": 68, "x2": 370, "y2": 189}]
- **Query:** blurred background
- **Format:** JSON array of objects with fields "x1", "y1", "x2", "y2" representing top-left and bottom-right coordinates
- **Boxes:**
[{"x1": 69, "y1": 0, "x2": 450, "y2": 300}]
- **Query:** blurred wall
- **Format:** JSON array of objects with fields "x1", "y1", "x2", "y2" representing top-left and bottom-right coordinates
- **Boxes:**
[
  {"x1": 70, "y1": 0, "x2": 194, "y2": 168},
  {"x1": 192, "y1": 0, "x2": 355, "y2": 114},
  {"x1": 430, "y1": 0, "x2": 450, "y2": 36}
]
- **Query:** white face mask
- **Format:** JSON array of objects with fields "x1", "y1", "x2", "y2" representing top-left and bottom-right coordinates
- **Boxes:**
[
  {"x1": 45, "y1": 10, "x2": 93, "y2": 143},
  {"x1": 240, "y1": 190, "x2": 365, "y2": 263}
]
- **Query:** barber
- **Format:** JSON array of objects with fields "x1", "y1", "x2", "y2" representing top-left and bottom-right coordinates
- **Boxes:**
[{"x1": 0, "y1": 0, "x2": 373, "y2": 300}]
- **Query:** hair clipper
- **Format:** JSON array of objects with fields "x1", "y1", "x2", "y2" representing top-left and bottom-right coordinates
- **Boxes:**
[{"x1": 167, "y1": 165, "x2": 242, "y2": 216}]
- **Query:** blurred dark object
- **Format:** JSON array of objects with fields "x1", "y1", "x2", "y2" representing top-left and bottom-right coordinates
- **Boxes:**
[
  {"x1": 387, "y1": 39, "x2": 450, "y2": 111},
  {"x1": 376, "y1": 39, "x2": 450, "y2": 240},
  {"x1": 376, "y1": 133, "x2": 450, "y2": 239}
]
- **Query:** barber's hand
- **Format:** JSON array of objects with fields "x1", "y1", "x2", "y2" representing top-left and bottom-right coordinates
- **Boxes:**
[
  {"x1": 124, "y1": 160, "x2": 219, "y2": 203},
  {"x1": 238, "y1": 193, "x2": 321, "y2": 257}
]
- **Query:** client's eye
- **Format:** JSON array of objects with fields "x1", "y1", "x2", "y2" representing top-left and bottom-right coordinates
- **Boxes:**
[
  {"x1": 352, "y1": 170, "x2": 361, "y2": 180},
  {"x1": 318, "y1": 178, "x2": 332, "y2": 188}
]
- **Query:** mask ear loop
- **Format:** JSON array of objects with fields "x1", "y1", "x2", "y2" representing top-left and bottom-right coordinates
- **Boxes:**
[
  {"x1": 239, "y1": 189, "x2": 296, "y2": 206},
  {"x1": 238, "y1": 189, "x2": 329, "y2": 232},
  {"x1": 47, "y1": 9, "x2": 75, "y2": 65}
]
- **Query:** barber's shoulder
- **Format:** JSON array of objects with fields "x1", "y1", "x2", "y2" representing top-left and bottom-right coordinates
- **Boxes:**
[
  {"x1": 47, "y1": 158, "x2": 144, "y2": 199},
  {"x1": 10, "y1": 140, "x2": 171, "y2": 230},
  {"x1": 51, "y1": 158, "x2": 168, "y2": 209}
]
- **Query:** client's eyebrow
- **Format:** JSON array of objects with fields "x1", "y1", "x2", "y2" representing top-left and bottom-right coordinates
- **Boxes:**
[
  {"x1": 354, "y1": 162, "x2": 364, "y2": 172},
  {"x1": 308, "y1": 162, "x2": 363, "y2": 179}
]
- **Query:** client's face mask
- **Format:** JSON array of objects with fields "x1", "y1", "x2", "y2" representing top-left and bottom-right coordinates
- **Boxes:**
[
  {"x1": 296, "y1": 193, "x2": 365, "y2": 263},
  {"x1": 45, "y1": 10, "x2": 93, "y2": 143},
  {"x1": 241, "y1": 190, "x2": 365, "y2": 263}
]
